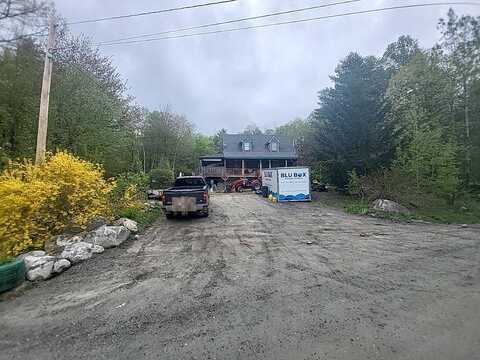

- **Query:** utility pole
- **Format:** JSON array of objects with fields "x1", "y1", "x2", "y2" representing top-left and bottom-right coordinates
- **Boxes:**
[{"x1": 35, "y1": 15, "x2": 57, "y2": 165}]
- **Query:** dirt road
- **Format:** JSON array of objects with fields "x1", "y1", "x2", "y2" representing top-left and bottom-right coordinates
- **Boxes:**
[{"x1": 1, "y1": 193, "x2": 480, "y2": 359}]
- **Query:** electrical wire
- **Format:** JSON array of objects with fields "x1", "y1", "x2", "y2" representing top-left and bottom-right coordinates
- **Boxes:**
[
  {"x1": 66, "y1": 0, "x2": 238, "y2": 26},
  {"x1": 99, "y1": 2, "x2": 480, "y2": 46},
  {"x1": 0, "y1": 29, "x2": 48, "y2": 43},
  {"x1": 98, "y1": 0, "x2": 361, "y2": 45}
]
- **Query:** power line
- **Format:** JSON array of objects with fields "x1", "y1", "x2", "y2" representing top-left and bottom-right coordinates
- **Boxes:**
[
  {"x1": 99, "y1": 2, "x2": 480, "y2": 46},
  {"x1": 98, "y1": 0, "x2": 361, "y2": 45},
  {"x1": 67, "y1": 0, "x2": 238, "y2": 26},
  {"x1": 0, "y1": 29, "x2": 48, "y2": 43}
]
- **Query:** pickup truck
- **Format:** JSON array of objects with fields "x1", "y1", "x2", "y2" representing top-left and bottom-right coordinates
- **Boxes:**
[{"x1": 161, "y1": 176, "x2": 209, "y2": 218}]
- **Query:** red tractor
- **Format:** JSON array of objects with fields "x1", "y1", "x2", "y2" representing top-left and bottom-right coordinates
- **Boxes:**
[{"x1": 227, "y1": 178, "x2": 261, "y2": 193}]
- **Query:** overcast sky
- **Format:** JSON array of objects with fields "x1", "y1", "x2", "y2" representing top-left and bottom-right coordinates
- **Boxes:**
[{"x1": 54, "y1": 0, "x2": 479, "y2": 134}]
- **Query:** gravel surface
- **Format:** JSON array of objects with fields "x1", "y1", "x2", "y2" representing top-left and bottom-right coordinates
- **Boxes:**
[{"x1": 1, "y1": 193, "x2": 480, "y2": 359}]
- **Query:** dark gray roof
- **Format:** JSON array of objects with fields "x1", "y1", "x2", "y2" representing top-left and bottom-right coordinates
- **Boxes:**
[
  {"x1": 222, "y1": 152, "x2": 297, "y2": 160},
  {"x1": 222, "y1": 134, "x2": 296, "y2": 159},
  {"x1": 199, "y1": 134, "x2": 297, "y2": 160}
]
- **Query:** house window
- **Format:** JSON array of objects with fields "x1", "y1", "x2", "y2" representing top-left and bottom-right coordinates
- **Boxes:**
[
  {"x1": 270, "y1": 142, "x2": 278, "y2": 152},
  {"x1": 243, "y1": 142, "x2": 251, "y2": 151}
]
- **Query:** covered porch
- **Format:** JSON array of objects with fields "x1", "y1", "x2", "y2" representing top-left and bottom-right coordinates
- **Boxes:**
[{"x1": 201, "y1": 157, "x2": 296, "y2": 179}]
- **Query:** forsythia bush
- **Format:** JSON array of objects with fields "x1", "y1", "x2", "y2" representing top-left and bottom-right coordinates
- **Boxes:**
[
  {"x1": 0, "y1": 152, "x2": 113, "y2": 259},
  {"x1": 109, "y1": 172, "x2": 148, "y2": 217},
  {"x1": 115, "y1": 184, "x2": 145, "y2": 212}
]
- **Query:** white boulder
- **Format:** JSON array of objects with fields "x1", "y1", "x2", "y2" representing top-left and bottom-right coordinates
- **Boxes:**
[
  {"x1": 26, "y1": 260, "x2": 55, "y2": 281},
  {"x1": 20, "y1": 251, "x2": 54, "y2": 269},
  {"x1": 18, "y1": 250, "x2": 46, "y2": 260},
  {"x1": 92, "y1": 244, "x2": 105, "y2": 254},
  {"x1": 84, "y1": 225, "x2": 130, "y2": 248},
  {"x1": 60, "y1": 242, "x2": 94, "y2": 264},
  {"x1": 19, "y1": 251, "x2": 56, "y2": 281},
  {"x1": 18, "y1": 251, "x2": 77, "y2": 281},
  {"x1": 53, "y1": 259, "x2": 71, "y2": 274},
  {"x1": 55, "y1": 234, "x2": 84, "y2": 248},
  {"x1": 114, "y1": 218, "x2": 138, "y2": 233},
  {"x1": 372, "y1": 199, "x2": 409, "y2": 214}
]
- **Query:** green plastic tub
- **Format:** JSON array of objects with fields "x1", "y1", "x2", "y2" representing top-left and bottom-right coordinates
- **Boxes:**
[{"x1": 0, "y1": 258, "x2": 26, "y2": 293}]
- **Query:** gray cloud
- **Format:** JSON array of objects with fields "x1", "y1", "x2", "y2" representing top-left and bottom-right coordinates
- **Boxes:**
[{"x1": 54, "y1": 0, "x2": 479, "y2": 134}]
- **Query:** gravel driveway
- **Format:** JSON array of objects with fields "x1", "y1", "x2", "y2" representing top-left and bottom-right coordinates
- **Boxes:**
[{"x1": 1, "y1": 193, "x2": 480, "y2": 359}]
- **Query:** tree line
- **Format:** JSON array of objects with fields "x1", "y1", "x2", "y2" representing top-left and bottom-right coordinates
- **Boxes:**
[
  {"x1": 0, "y1": 1, "x2": 215, "y2": 178},
  {"x1": 1, "y1": 2, "x2": 478, "y2": 208},
  {"x1": 266, "y1": 10, "x2": 479, "y2": 207}
]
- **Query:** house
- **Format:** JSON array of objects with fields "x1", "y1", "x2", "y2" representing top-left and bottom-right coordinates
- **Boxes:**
[{"x1": 200, "y1": 134, "x2": 298, "y2": 180}]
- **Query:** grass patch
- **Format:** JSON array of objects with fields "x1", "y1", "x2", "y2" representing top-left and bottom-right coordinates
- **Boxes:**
[
  {"x1": 316, "y1": 191, "x2": 480, "y2": 224},
  {"x1": 414, "y1": 203, "x2": 480, "y2": 224},
  {"x1": 344, "y1": 200, "x2": 370, "y2": 215}
]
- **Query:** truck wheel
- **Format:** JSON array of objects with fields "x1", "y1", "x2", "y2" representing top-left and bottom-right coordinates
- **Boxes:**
[{"x1": 237, "y1": 186, "x2": 244, "y2": 193}]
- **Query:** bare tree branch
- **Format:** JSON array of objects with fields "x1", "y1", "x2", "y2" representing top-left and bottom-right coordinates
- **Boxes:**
[{"x1": 0, "y1": 0, "x2": 49, "y2": 45}]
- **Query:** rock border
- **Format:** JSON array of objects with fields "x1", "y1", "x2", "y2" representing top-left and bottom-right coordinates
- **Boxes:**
[{"x1": 17, "y1": 218, "x2": 138, "y2": 282}]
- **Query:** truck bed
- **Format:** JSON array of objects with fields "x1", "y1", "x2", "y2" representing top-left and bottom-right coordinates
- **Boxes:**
[{"x1": 162, "y1": 177, "x2": 209, "y2": 217}]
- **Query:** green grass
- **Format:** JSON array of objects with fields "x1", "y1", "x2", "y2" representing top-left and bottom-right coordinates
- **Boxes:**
[
  {"x1": 344, "y1": 200, "x2": 370, "y2": 215},
  {"x1": 316, "y1": 191, "x2": 480, "y2": 224},
  {"x1": 414, "y1": 202, "x2": 480, "y2": 224}
]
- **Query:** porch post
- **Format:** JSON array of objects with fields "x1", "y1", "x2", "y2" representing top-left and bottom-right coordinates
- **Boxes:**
[
  {"x1": 259, "y1": 160, "x2": 262, "y2": 177},
  {"x1": 241, "y1": 159, "x2": 245, "y2": 177},
  {"x1": 285, "y1": 159, "x2": 288, "y2": 167},
  {"x1": 223, "y1": 158, "x2": 227, "y2": 178},
  {"x1": 269, "y1": 160, "x2": 272, "y2": 168}
]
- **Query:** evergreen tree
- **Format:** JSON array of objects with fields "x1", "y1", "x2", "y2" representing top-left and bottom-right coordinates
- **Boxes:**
[{"x1": 311, "y1": 53, "x2": 392, "y2": 186}]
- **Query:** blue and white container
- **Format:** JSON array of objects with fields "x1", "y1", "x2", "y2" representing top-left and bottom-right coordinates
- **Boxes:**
[{"x1": 262, "y1": 167, "x2": 311, "y2": 202}]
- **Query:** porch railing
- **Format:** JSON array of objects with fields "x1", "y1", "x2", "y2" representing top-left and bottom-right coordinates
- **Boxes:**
[{"x1": 202, "y1": 167, "x2": 261, "y2": 178}]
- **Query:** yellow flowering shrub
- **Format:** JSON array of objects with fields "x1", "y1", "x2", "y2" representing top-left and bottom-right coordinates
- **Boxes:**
[
  {"x1": 109, "y1": 173, "x2": 148, "y2": 217},
  {"x1": 0, "y1": 151, "x2": 113, "y2": 259},
  {"x1": 119, "y1": 184, "x2": 145, "y2": 210}
]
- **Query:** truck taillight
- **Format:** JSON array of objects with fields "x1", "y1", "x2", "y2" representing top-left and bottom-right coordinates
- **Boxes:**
[{"x1": 203, "y1": 191, "x2": 209, "y2": 202}]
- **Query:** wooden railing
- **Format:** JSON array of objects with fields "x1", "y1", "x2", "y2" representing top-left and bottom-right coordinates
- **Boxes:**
[{"x1": 202, "y1": 167, "x2": 261, "y2": 178}]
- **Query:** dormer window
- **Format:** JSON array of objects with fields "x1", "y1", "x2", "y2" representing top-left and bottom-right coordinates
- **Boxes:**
[{"x1": 267, "y1": 136, "x2": 280, "y2": 152}]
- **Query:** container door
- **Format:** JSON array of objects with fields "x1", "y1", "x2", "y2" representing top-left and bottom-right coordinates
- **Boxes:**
[
  {"x1": 277, "y1": 168, "x2": 310, "y2": 201},
  {"x1": 262, "y1": 169, "x2": 277, "y2": 196}
]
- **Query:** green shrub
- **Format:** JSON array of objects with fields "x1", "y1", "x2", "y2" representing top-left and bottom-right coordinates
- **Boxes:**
[
  {"x1": 0, "y1": 151, "x2": 112, "y2": 259},
  {"x1": 347, "y1": 169, "x2": 362, "y2": 197},
  {"x1": 311, "y1": 163, "x2": 325, "y2": 184},
  {"x1": 149, "y1": 167, "x2": 174, "y2": 189},
  {"x1": 109, "y1": 173, "x2": 150, "y2": 219},
  {"x1": 111, "y1": 172, "x2": 149, "y2": 200}
]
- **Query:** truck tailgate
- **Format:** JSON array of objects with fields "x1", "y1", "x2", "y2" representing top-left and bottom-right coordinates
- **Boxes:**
[
  {"x1": 172, "y1": 197, "x2": 197, "y2": 213},
  {"x1": 163, "y1": 189, "x2": 206, "y2": 205}
]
